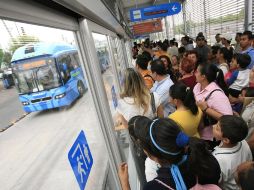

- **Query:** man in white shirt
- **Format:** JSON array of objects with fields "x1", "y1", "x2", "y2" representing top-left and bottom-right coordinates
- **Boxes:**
[{"x1": 150, "y1": 59, "x2": 175, "y2": 117}]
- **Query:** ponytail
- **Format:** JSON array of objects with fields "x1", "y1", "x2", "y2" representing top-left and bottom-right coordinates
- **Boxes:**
[
  {"x1": 170, "y1": 82, "x2": 198, "y2": 115},
  {"x1": 215, "y1": 69, "x2": 229, "y2": 96},
  {"x1": 184, "y1": 87, "x2": 198, "y2": 115},
  {"x1": 199, "y1": 63, "x2": 229, "y2": 96}
]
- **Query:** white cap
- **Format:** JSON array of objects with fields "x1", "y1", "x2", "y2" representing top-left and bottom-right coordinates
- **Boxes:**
[{"x1": 220, "y1": 33, "x2": 232, "y2": 41}]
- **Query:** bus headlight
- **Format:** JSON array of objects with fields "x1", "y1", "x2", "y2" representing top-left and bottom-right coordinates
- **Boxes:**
[
  {"x1": 22, "y1": 101, "x2": 30, "y2": 105},
  {"x1": 55, "y1": 93, "x2": 66, "y2": 99}
]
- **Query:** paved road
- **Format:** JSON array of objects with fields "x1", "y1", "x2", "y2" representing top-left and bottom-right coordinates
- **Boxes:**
[
  {"x1": 0, "y1": 86, "x2": 25, "y2": 130},
  {"x1": 0, "y1": 91, "x2": 108, "y2": 190}
]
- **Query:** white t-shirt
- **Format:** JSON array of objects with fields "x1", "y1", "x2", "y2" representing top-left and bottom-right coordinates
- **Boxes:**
[
  {"x1": 145, "y1": 157, "x2": 160, "y2": 182},
  {"x1": 150, "y1": 75, "x2": 175, "y2": 117},
  {"x1": 218, "y1": 63, "x2": 229, "y2": 76},
  {"x1": 116, "y1": 92, "x2": 161, "y2": 121},
  {"x1": 213, "y1": 140, "x2": 253, "y2": 190}
]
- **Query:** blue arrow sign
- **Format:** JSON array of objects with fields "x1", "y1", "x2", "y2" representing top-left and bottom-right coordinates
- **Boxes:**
[
  {"x1": 130, "y1": 2, "x2": 181, "y2": 22},
  {"x1": 68, "y1": 130, "x2": 93, "y2": 190}
]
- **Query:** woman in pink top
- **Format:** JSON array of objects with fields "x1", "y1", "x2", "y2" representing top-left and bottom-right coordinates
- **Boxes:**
[{"x1": 193, "y1": 63, "x2": 233, "y2": 141}]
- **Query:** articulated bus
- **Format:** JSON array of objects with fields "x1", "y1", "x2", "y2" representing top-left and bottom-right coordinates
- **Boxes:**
[{"x1": 11, "y1": 43, "x2": 87, "y2": 112}]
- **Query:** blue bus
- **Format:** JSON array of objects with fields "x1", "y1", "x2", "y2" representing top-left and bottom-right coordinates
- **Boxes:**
[{"x1": 11, "y1": 43, "x2": 87, "y2": 112}]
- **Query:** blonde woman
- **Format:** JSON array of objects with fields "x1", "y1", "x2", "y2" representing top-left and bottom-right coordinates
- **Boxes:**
[{"x1": 115, "y1": 68, "x2": 164, "y2": 126}]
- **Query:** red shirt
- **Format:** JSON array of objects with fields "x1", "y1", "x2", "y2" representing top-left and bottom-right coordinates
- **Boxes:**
[{"x1": 180, "y1": 75, "x2": 197, "y2": 89}]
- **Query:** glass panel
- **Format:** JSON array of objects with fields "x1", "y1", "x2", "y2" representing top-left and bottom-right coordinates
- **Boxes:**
[
  {"x1": 92, "y1": 33, "x2": 142, "y2": 189},
  {"x1": 111, "y1": 38, "x2": 125, "y2": 88},
  {"x1": 0, "y1": 20, "x2": 108, "y2": 189},
  {"x1": 92, "y1": 33, "x2": 117, "y2": 112}
]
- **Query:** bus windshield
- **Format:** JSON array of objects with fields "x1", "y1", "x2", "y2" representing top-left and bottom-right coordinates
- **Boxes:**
[{"x1": 12, "y1": 58, "x2": 61, "y2": 94}]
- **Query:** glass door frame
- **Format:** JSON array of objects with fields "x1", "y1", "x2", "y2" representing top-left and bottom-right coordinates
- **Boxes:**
[{"x1": 77, "y1": 18, "x2": 128, "y2": 189}]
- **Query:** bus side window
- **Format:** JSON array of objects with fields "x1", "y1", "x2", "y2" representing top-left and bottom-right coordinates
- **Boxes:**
[
  {"x1": 73, "y1": 53, "x2": 81, "y2": 67},
  {"x1": 57, "y1": 54, "x2": 72, "y2": 83}
]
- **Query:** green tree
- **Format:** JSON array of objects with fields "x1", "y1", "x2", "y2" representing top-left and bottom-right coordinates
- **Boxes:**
[
  {"x1": 9, "y1": 35, "x2": 40, "y2": 53},
  {"x1": 2, "y1": 52, "x2": 12, "y2": 67},
  {"x1": 0, "y1": 48, "x2": 4, "y2": 68}
]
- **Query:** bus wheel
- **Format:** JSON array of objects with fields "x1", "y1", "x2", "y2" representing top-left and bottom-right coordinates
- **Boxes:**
[{"x1": 77, "y1": 81, "x2": 85, "y2": 98}]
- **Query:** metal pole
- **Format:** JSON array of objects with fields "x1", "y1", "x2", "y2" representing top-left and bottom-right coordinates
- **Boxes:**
[
  {"x1": 182, "y1": 1, "x2": 187, "y2": 34},
  {"x1": 244, "y1": 0, "x2": 252, "y2": 30},
  {"x1": 203, "y1": 0, "x2": 207, "y2": 38},
  {"x1": 165, "y1": 16, "x2": 170, "y2": 39}
]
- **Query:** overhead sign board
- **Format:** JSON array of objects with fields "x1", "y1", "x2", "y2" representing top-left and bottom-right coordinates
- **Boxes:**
[
  {"x1": 132, "y1": 19, "x2": 162, "y2": 36},
  {"x1": 130, "y1": 2, "x2": 181, "y2": 22},
  {"x1": 68, "y1": 130, "x2": 93, "y2": 190}
]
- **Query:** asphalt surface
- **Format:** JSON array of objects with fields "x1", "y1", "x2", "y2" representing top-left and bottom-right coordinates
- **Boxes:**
[
  {"x1": 0, "y1": 91, "x2": 108, "y2": 190},
  {"x1": 0, "y1": 83, "x2": 26, "y2": 130}
]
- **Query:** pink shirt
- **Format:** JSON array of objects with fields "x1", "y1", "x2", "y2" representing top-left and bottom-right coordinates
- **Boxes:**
[{"x1": 193, "y1": 82, "x2": 233, "y2": 140}]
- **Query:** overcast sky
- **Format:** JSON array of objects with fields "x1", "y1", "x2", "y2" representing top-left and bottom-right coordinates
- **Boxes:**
[{"x1": 0, "y1": 20, "x2": 75, "y2": 51}]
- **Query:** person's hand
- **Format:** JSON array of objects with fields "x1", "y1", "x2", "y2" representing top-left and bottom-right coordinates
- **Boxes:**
[
  {"x1": 115, "y1": 114, "x2": 128, "y2": 130},
  {"x1": 118, "y1": 163, "x2": 130, "y2": 190},
  {"x1": 196, "y1": 99, "x2": 208, "y2": 111}
]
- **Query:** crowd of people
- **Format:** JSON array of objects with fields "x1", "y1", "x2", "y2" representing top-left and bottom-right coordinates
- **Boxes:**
[{"x1": 115, "y1": 31, "x2": 254, "y2": 190}]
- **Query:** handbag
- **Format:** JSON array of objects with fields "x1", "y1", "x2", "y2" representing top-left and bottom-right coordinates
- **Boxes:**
[{"x1": 203, "y1": 89, "x2": 222, "y2": 126}]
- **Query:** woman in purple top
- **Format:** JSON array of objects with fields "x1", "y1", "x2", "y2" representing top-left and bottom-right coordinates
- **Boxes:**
[{"x1": 193, "y1": 63, "x2": 233, "y2": 141}]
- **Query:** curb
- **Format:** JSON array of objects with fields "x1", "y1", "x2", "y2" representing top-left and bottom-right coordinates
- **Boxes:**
[{"x1": 0, "y1": 112, "x2": 30, "y2": 133}]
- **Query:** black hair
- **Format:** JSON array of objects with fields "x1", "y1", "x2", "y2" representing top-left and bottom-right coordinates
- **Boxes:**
[
  {"x1": 215, "y1": 33, "x2": 220, "y2": 37},
  {"x1": 242, "y1": 31, "x2": 253, "y2": 40},
  {"x1": 238, "y1": 163, "x2": 254, "y2": 190},
  {"x1": 158, "y1": 42, "x2": 168, "y2": 51},
  {"x1": 236, "y1": 32, "x2": 242, "y2": 37},
  {"x1": 169, "y1": 39, "x2": 175, "y2": 46},
  {"x1": 236, "y1": 53, "x2": 251, "y2": 69},
  {"x1": 178, "y1": 47, "x2": 186, "y2": 54},
  {"x1": 170, "y1": 82, "x2": 198, "y2": 115},
  {"x1": 128, "y1": 116, "x2": 220, "y2": 180},
  {"x1": 245, "y1": 87, "x2": 254, "y2": 97},
  {"x1": 159, "y1": 55, "x2": 177, "y2": 83},
  {"x1": 150, "y1": 59, "x2": 167, "y2": 75},
  {"x1": 142, "y1": 51, "x2": 152, "y2": 61},
  {"x1": 198, "y1": 63, "x2": 229, "y2": 96},
  {"x1": 136, "y1": 54, "x2": 149, "y2": 70},
  {"x1": 220, "y1": 115, "x2": 248, "y2": 144},
  {"x1": 211, "y1": 45, "x2": 220, "y2": 55},
  {"x1": 196, "y1": 35, "x2": 205, "y2": 41},
  {"x1": 219, "y1": 47, "x2": 232, "y2": 64}
]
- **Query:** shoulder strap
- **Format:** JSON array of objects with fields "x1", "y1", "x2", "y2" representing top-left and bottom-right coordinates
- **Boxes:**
[
  {"x1": 155, "y1": 179, "x2": 175, "y2": 190},
  {"x1": 144, "y1": 74, "x2": 155, "y2": 82},
  {"x1": 205, "y1": 89, "x2": 222, "y2": 101},
  {"x1": 150, "y1": 93, "x2": 156, "y2": 115}
]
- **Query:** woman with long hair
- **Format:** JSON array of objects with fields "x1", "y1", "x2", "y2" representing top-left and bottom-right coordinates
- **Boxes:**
[
  {"x1": 169, "y1": 82, "x2": 202, "y2": 137},
  {"x1": 116, "y1": 68, "x2": 163, "y2": 125},
  {"x1": 118, "y1": 116, "x2": 221, "y2": 190},
  {"x1": 159, "y1": 55, "x2": 177, "y2": 83},
  {"x1": 193, "y1": 63, "x2": 232, "y2": 141}
]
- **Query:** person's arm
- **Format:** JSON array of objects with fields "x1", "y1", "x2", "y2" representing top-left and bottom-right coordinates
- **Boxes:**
[
  {"x1": 247, "y1": 132, "x2": 254, "y2": 152},
  {"x1": 226, "y1": 70, "x2": 238, "y2": 86},
  {"x1": 196, "y1": 100, "x2": 223, "y2": 120},
  {"x1": 114, "y1": 112, "x2": 128, "y2": 130},
  {"x1": 118, "y1": 163, "x2": 131, "y2": 190},
  {"x1": 157, "y1": 104, "x2": 164, "y2": 118}
]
